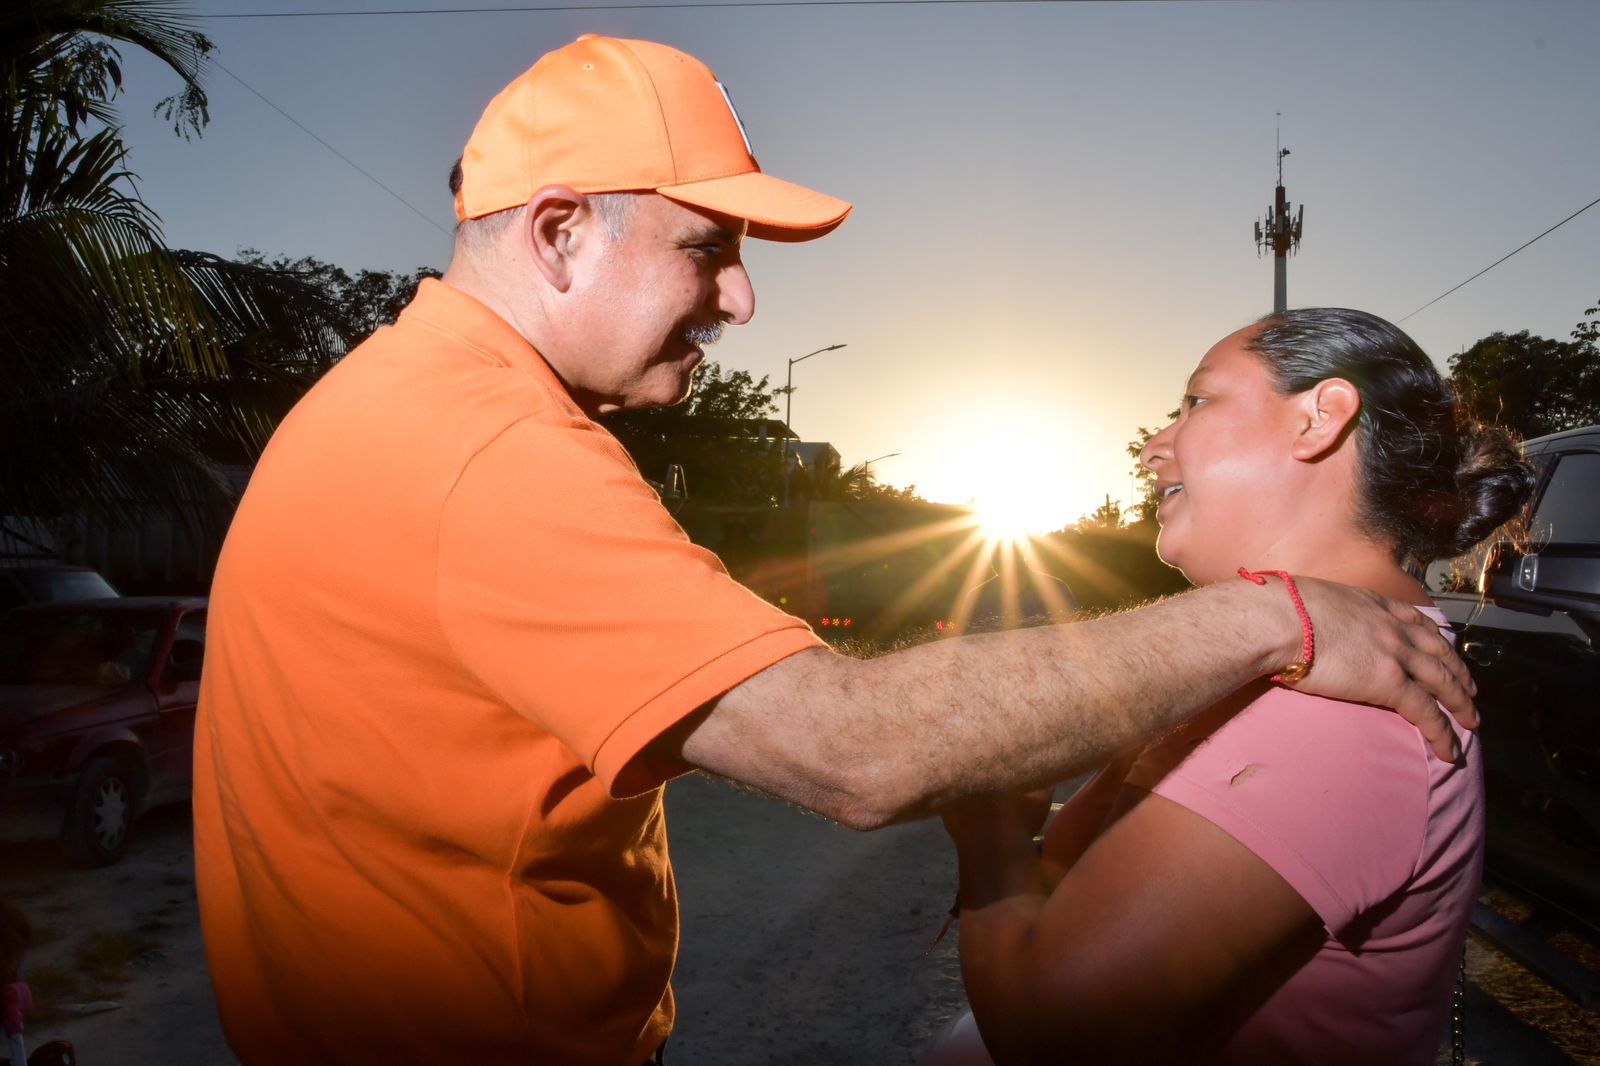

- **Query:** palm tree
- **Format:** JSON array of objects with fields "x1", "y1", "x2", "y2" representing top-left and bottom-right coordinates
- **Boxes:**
[
  {"x1": 802, "y1": 458, "x2": 880, "y2": 503},
  {"x1": 1, "y1": 1, "x2": 347, "y2": 533}
]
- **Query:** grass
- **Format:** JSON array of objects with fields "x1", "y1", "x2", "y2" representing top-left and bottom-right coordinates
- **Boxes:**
[
  {"x1": 22, "y1": 964, "x2": 79, "y2": 1024},
  {"x1": 74, "y1": 930, "x2": 155, "y2": 984},
  {"x1": 23, "y1": 930, "x2": 157, "y2": 1021},
  {"x1": 26, "y1": 921, "x2": 64, "y2": 949}
]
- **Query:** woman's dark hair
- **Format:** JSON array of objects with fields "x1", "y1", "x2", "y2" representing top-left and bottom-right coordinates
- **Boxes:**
[{"x1": 1246, "y1": 308, "x2": 1537, "y2": 568}]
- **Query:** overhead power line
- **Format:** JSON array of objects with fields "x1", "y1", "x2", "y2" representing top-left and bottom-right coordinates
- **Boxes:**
[
  {"x1": 206, "y1": 0, "x2": 1192, "y2": 17},
  {"x1": 210, "y1": 59, "x2": 452, "y2": 238},
  {"x1": 1397, "y1": 193, "x2": 1600, "y2": 325},
  {"x1": 199, "y1": 0, "x2": 1168, "y2": 235}
]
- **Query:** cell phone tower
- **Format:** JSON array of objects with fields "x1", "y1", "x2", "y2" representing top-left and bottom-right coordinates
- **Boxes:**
[{"x1": 1254, "y1": 120, "x2": 1304, "y2": 314}]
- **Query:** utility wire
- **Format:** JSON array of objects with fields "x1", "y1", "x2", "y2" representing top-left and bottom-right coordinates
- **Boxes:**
[
  {"x1": 211, "y1": 58, "x2": 452, "y2": 237},
  {"x1": 1397, "y1": 194, "x2": 1600, "y2": 325},
  {"x1": 206, "y1": 0, "x2": 1194, "y2": 17},
  {"x1": 202, "y1": 3, "x2": 1126, "y2": 230}
]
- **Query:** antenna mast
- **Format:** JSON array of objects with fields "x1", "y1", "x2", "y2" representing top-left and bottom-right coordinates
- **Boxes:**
[{"x1": 1254, "y1": 115, "x2": 1305, "y2": 313}]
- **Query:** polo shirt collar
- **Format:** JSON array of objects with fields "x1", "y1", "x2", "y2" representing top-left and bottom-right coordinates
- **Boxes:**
[{"x1": 401, "y1": 279, "x2": 585, "y2": 415}]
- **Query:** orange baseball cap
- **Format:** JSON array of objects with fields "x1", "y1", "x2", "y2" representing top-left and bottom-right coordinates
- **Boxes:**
[{"x1": 454, "y1": 34, "x2": 851, "y2": 242}]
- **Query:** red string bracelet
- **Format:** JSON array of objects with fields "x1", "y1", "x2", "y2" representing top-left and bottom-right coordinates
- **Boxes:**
[{"x1": 1239, "y1": 567, "x2": 1315, "y2": 683}]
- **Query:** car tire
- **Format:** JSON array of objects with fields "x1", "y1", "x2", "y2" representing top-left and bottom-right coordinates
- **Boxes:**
[{"x1": 63, "y1": 755, "x2": 135, "y2": 866}]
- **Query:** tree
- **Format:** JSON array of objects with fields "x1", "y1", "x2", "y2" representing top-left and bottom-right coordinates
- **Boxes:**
[
  {"x1": 1124, "y1": 409, "x2": 1178, "y2": 526},
  {"x1": 236, "y1": 250, "x2": 440, "y2": 347},
  {"x1": 1077, "y1": 495, "x2": 1125, "y2": 530},
  {"x1": 2, "y1": 2, "x2": 346, "y2": 530},
  {"x1": 1, "y1": 0, "x2": 213, "y2": 141},
  {"x1": 1572, "y1": 296, "x2": 1599, "y2": 353},
  {"x1": 853, "y1": 478, "x2": 924, "y2": 503},
  {"x1": 801, "y1": 458, "x2": 877, "y2": 503},
  {"x1": 1448, "y1": 330, "x2": 1600, "y2": 439},
  {"x1": 602, "y1": 361, "x2": 789, "y2": 505}
]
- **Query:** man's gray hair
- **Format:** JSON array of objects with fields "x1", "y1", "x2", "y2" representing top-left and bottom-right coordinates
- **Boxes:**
[
  {"x1": 453, "y1": 191, "x2": 636, "y2": 255},
  {"x1": 587, "y1": 193, "x2": 636, "y2": 241}
]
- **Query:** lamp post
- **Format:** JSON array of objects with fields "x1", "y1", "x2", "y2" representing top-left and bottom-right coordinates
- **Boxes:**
[
  {"x1": 862, "y1": 451, "x2": 901, "y2": 472},
  {"x1": 782, "y1": 343, "x2": 847, "y2": 505},
  {"x1": 862, "y1": 451, "x2": 901, "y2": 485}
]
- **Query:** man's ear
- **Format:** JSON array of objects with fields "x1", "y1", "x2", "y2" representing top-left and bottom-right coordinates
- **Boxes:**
[
  {"x1": 1291, "y1": 378, "x2": 1361, "y2": 461},
  {"x1": 523, "y1": 185, "x2": 589, "y2": 292}
]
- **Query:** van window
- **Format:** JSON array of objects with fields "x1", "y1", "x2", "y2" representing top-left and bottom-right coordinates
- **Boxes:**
[{"x1": 1531, "y1": 452, "x2": 1600, "y2": 546}]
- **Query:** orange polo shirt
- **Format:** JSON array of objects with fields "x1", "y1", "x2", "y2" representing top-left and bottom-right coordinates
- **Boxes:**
[{"x1": 193, "y1": 279, "x2": 822, "y2": 1065}]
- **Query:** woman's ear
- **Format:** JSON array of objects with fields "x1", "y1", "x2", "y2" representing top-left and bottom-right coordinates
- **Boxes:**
[{"x1": 1291, "y1": 378, "x2": 1361, "y2": 461}]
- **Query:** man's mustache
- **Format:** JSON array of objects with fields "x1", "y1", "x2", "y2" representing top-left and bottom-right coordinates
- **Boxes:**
[{"x1": 682, "y1": 320, "x2": 724, "y2": 347}]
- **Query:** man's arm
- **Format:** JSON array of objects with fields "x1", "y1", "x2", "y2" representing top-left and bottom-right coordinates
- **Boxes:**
[{"x1": 661, "y1": 576, "x2": 1475, "y2": 829}]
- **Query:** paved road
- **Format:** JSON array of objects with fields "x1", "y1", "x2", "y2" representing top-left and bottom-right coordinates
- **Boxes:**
[
  {"x1": 2, "y1": 775, "x2": 1597, "y2": 1064},
  {"x1": 668, "y1": 774, "x2": 967, "y2": 1064}
]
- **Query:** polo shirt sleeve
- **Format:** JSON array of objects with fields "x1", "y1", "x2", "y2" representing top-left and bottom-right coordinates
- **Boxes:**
[
  {"x1": 1124, "y1": 687, "x2": 1432, "y2": 942},
  {"x1": 435, "y1": 412, "x2": 824, "y2": 798}
]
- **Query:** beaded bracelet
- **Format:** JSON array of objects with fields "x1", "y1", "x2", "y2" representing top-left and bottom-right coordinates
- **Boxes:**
[{"x1": 1239, "y1": 567, "x2": 1315, "y2": 683}]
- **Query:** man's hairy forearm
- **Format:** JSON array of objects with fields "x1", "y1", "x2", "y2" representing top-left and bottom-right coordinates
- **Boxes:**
[{"x1": 684, "y1": 580, "x2": 1293, "y2": 829}]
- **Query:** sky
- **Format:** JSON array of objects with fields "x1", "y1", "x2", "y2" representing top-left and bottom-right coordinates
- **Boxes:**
[{"x1": 113, "y1": 0, "x2": 1600, "y2": 530}]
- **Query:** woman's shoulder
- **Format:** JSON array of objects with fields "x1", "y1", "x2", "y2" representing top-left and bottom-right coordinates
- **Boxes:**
[
  {"x1": 1139, "y1": 681, "x2": 1428, "y2": 778},
  {"x1": 1127, "y1": 683, "x2": 1448, "y2": 931}
]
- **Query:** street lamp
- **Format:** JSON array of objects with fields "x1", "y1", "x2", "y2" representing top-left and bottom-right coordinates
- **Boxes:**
[
  {"x1": 859, "y1": 452, "x2": 901, "y2": 496},
  {"x1": 862, "y1": 451, "x2": 901, "y2": 473},
  {"x1": 781, "y1": 343, "x2": 847, "y2": 505}
]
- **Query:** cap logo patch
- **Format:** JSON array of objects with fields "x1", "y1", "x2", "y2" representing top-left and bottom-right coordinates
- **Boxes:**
[{"x1": 715, "y1": 80, "x2": 756, "y2": 162}]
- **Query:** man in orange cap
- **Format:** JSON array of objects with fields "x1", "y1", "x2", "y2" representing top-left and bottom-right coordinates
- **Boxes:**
[{"x1": 195, "y1": 34, "x2": 1477, "y2": 1066}]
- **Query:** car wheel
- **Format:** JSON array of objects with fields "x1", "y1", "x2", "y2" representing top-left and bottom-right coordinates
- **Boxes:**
[{"x1": 64, "y1": 755, "x2": 135, "y2": 866}]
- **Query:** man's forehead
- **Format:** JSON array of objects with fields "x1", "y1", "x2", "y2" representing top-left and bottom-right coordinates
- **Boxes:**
[
  {"x1": 688, "y1": 216, "x2": 747, "y2": 242},
  {"x1": 645, "y1": 192, "x2": 747, "y2": 242},
  {"x1": 680, "y1": 208, "x2": 748, "y2": 244}
]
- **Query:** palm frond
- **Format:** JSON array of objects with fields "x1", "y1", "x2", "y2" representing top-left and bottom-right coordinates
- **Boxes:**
[
  {"x1": 1, "y1": 1, "x2": 212, "y2": 137},
  {"x1": 0, "y1": 200, "x2": 223, "y2": 380}
]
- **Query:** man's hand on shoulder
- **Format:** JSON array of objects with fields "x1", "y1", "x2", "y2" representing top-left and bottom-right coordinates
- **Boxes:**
[{"x1": 1260, "y1": 577, "x2": 1477, "y2": 761}]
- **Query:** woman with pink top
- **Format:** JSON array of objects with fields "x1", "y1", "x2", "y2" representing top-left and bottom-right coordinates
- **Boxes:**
[{"x1": 927, "y1": 308, "x2": 1537, "y2": 1065}]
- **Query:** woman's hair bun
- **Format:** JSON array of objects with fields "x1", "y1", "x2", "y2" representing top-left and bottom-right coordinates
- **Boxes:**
[{"x1": 1444, "y1": 422, "x2": 1538, "y2": 559}]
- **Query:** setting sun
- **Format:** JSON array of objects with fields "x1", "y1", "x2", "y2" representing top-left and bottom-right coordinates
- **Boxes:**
[
  {"x1": 913, "y1": 425, "x2": 1083, "y2": 540},
  {"x1": 974, "y1": 478, "x2": 1071, "y2": 542}
]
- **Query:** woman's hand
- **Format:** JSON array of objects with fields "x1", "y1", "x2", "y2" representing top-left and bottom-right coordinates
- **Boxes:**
[
  {"x1": 941, "y1": 788, "x2": 1056, "y2": 913},
  {"x1": 941, "y1": 788, "x2": 1054, "y2": 853}
]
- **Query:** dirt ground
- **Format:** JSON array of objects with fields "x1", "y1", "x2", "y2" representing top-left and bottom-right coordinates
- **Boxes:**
[
  {"x1": 5, "y1": 775, "x2": 1591, "y2": 1065},
  {"x1": 0, "y1": 774, "x2": 968, "y2": 1065},
  {"x1": 1, "y1": 804, "x2": 233, "y2": 1064}
]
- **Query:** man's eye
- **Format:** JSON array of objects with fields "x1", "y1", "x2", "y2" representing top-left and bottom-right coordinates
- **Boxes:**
[{"x1": 1183, "y1": 394, "x2": 1206, "y2": 410}]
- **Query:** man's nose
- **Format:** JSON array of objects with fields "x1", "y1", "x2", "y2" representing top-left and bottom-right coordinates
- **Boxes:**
[{"x1": 717, "y1": 261, "x2": 755, "y2": 326}]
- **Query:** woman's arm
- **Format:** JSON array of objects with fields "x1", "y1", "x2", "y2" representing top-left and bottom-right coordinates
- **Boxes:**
[
  {"x1": 1036, "y1": 751, "x2": 1142, "y2": 882},
  {"x1": 944, "y1": 786, "x2": 1322, "y2": 1065}
]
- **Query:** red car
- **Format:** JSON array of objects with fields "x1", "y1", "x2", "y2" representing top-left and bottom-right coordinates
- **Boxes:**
[{"x1": 0, "y1": 597, "x2": 205, "y2": 865}]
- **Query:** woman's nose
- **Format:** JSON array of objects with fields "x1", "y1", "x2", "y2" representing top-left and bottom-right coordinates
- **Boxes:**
[{"x1": 1140, "y1": 423, "x2": 1175, "y2": 472}]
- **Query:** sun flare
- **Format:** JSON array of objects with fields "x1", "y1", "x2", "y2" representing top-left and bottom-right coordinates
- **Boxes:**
[
  {"x1": 970, "y1": 455, "x2": 1074, "y2": 542},
  {"x1": 915, "y1": 423, "x2": 1082, "y2": 543},
  {"x1": 974, "y1": 484, "x2": 1069, "y2": 543}
]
